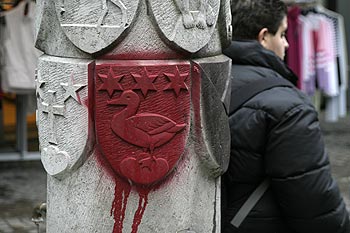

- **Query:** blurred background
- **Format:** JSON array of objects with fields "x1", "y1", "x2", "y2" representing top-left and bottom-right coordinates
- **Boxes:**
[{"x1": 0, "y1": 0, "x2": 349, "y2": 232}]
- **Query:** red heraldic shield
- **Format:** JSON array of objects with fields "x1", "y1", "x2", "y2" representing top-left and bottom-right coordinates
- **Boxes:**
[{"x1": 95, "y1": 61, "x2": 191, "y2": 186}]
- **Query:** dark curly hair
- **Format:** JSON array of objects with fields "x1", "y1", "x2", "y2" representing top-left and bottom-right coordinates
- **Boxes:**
[{"x1": 231, "y1": 0, "x2": 287, "y2": 40}]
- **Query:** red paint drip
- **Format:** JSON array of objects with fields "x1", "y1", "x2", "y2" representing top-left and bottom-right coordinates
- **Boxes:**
[
  {"x1": 92, "y1": 61, "x2": 192, "y2": 232},
  {"x1": 111, "y1": 179, "x2": 131, "y2": 233},
  {"x1": 131, "y1": 187, "x2": 150, "y2": 233},
  {"x1": 95, "y1": 147, "x2": 150, "y2": 233}
]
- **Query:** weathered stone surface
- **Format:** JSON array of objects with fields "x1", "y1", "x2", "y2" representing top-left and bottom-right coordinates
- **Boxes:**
[
  {"x1": 35, "y1": 0, "x2": 231, "y2": 59},
  {"x1": 39, "y1": 57, "x2": 226, "y2": 232},
  {"x1": 36, "y1": 55, "x2": 94, "y2": 180},
  {"x1": 101, "y1": 0, "x2": 180, "y2": 60},
  {"x1": 191, "y1": 55, "x2": 231, "y2": 177},
  {"x1": 218, "y1": 0, "x2": 232, "y2": 48},
  {"x1": 148, "y1": 0, "x2": 220, "y2": 53},
  {"x1": 194, "y1": 0, "x2": 232, "y2": 57},
  {"x1": 47, "y1": 149, "x2": 220, "y2": 232},
  {"x1": 35, "y1": 0, "x2": 90, "y2": 58},
  {"x1": 41, "y1": 145, "x2": 70, "y2": 177},
  {"x1": 53, "y1": 0, "x2": 140, "y2": 54},
  {"x1": 35, "y1": 0, "x2": 231, "y2": 232}
]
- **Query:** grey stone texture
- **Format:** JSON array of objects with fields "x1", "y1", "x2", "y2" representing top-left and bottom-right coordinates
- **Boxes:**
[
  {"x1": 0, "y1": 162, "x2": 47, "y2": 233},
  {"x1": 36, "y1": 56, "x2": 94, "y2": 180},
  {"x1": 34, "y1": 0, "x2": 231, "y2": 58},
  {"x1": 35, "y1": 0, "x2": 232, "y2": 232},
  {"x1": 192, "y1": 55, "x2": 231, "y2": 177}
]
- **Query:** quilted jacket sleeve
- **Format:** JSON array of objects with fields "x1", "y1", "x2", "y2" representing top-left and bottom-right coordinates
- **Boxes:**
[{"x1": 265, "y1": 103, "x2": 350, "y2": 233}]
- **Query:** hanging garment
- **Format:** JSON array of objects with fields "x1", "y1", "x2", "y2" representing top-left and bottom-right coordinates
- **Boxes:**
[
  {"x1": 298, "y1": 14, "x2": 317, "y2": 95},
  {"x1": 298, "y1": 14, "x2": 338, "y2": 98},
  {"x1": 314, "y1": 13, "x2": 339, "y2": 97},
  {"x1": 316, "y1": 5, "x2": 348, "y2": 119},
  {"x1": 287, "y1": 6, "x2": 302, "y2": 88},
  {"x1": 286, "y1": 3, "x2": 348, "y2": 122},
  {"x1": 0, "y1": 1, "x2": 42, "y2": 94}
]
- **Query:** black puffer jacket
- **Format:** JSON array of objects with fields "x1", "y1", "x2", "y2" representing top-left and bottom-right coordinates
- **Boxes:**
[{"x1": 222, "y1": 40, "x2": 350, "y2": 233}]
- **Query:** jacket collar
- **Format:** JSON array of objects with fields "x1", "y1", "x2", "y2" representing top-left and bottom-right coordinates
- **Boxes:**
[{"x1": 223, "y1": 40, "x2": 298, "y2": 86}]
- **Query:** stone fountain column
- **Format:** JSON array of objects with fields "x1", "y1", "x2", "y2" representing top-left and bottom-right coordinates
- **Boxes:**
[{"x1": 35, "y1": 0, "x2": 232, "y2": 232}]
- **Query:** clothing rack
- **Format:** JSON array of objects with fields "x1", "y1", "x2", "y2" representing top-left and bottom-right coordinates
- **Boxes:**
[
  {"x1": 286, "y1": 2, "x2": 349, "y2": 122},
  {"x1": 0, "y1": 0, "x2": 40, "y2": 161}
]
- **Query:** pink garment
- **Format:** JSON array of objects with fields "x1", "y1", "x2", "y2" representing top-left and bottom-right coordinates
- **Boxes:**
[
  {"x1": 298, "y1": 13, "x2": 338, "y2": 97},
  {"x1": 315, "y1": 15, "x2": 338, "y2": 97},
  {"x1": 287, "y1": 6, "x2": 302, "y2": 89},
  {"x1": 299, "y1": 15, "x2": 316, "y2": 95}
]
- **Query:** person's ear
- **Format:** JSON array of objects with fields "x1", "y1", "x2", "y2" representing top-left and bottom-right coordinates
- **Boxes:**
[{"x1": 258, "y1": 28, "x2": 269, "y2": 47}]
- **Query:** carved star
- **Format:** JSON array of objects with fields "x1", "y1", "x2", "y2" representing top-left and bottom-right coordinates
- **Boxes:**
[
  {"x1": 131, "y1": 67, "x2": 158, "y2": 97},
  {"x1": 60, "y1": 73, "x2": 86, "y2": 104},
  {"x1": 98, "y1": 67, "x2": 124, "y2": 98},
  {"x1": 35, "y1": 70, "x2": 45, "y2": 100},
  {"x1": 163, "y1": 66, "x2": 189, "y2": 97}
]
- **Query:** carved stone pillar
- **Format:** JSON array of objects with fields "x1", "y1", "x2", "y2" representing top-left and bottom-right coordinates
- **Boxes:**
[{"x1": 35, "y1": 0, "x2": 231, "y2": 232}]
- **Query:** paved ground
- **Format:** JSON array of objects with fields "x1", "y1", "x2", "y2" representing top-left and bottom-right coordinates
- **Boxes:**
[
  {"x1": 0, "y1": 111, "x2": 349, "y2": 233},
  {"x1": 0, "y1": 162, "x2": 46, "y2": 233}
]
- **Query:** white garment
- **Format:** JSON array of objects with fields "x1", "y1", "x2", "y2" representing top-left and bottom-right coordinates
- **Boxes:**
[
  {"x1": 298, "y1": 13, "x2": 338, "y2": 96},
  {"x1": 314, "y1": 14, "x2": 339, "y2": 97},
  {"x1": 316, "y1": 6, "x2": 349, "y2": 121},
  {"x1": 299, "y1": 15, "x2": 316, "y2": 95},
  {"x1": 297, "y1": 9, "x2": 346, "y2": 122},
  {"x1": 0, "y1": 1, "x2": 42, "y2": 94}
]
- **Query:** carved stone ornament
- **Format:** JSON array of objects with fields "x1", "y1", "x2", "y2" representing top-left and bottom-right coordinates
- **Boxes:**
[
  {"x1": 36, "y1": 56, "x2": 93, "y2": 179},
  {"x1": 219, "y1": 0, "x2": 233, "y2": 48},
  {"x1": 148, "y1": 0, "x2": 220, "y2": 53},
  {"x1": 41, "y1": 145, "x2": 71, "y2": 178},
  {"x1": 54, "y1": 0, "x2": 140, "y2": 54},
  {"x1": 94, "y1": 60, "x2": 191, "y2": 186}
]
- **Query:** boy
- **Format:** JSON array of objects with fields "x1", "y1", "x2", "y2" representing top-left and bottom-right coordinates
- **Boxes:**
[{"x1": 222, "y1": 0, "x2": 350, "y2": 232}]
